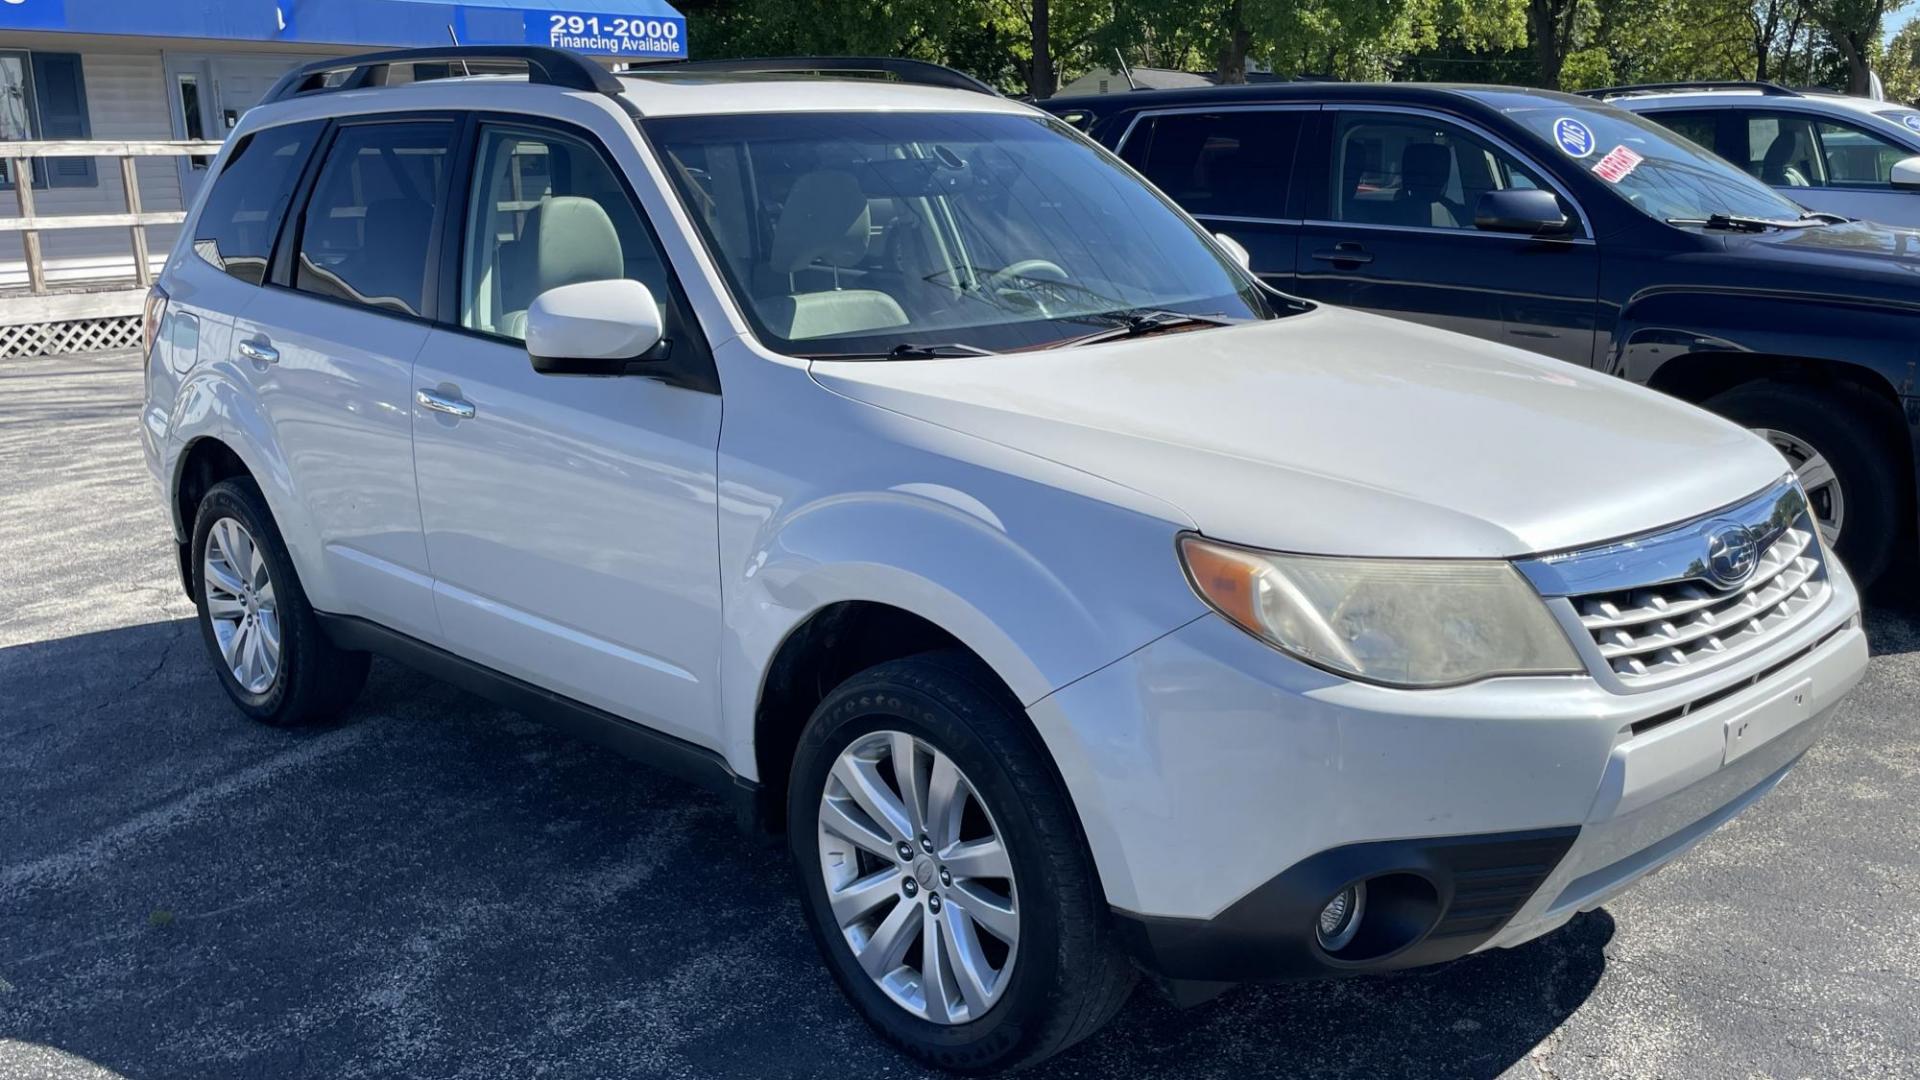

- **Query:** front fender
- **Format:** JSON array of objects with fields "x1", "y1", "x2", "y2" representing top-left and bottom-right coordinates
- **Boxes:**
[
  {"x1": 713, "y1": 367, "x2": 1210, "y2": 781},
  {"x1": 1611, "y1": 287, "x2": 1918, "y2": 395}
]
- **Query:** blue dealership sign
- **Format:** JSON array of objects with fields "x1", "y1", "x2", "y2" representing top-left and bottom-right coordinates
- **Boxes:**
[
  {"x1": 0, "y1": 0, "x2": 71, "y2": 31},
  {"x1": 527, "y1": 9, "x2": 685, "y2": 57},
  {"x1": 0, "y1": 0, "x2": 687, "y2": 58}
]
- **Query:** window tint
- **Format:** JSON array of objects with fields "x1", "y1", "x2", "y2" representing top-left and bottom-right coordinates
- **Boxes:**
[
  {"x1": 295, "y1": 121, "x2": 451, "y2": 317},
  {"x1": 1126, "y1": 110, "x2": 1302, "y2": 219},
  {"x1": 1814, "y1": 119, "x2": 1908, "y2": 186},
  {"x1": 1646, "y1": 111, "x2": 1720, "y2": 154},
  {"x1": 461, "y1": 124, "x2": 671, "y2": 341},
  {"x1": 1744, "y1": 114, "x2": 1821, "y2": 186},
  {"x1": 1330, "y1": 114, "x2": 1558, "y2": 232},
  {"x1": 192, "y1": 120, "x2": 324, "y2": 285}
]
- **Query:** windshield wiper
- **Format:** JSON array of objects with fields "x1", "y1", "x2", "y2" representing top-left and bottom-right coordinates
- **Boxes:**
[
  {"x1": 1054, "y1": 309, "x2": 1237, "y2": 348},
  {"x1": 1665, "y1": 213, "x2": 1814, "y2": 232},
  {"x1": 1800, "y1": 210, "x2": 1850, "y2": 224},
  {"x1": 805, "y1": 342, "x2": 998, "y2": 361}
]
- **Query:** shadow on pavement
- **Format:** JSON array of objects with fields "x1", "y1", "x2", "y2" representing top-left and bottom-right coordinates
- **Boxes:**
[{"x1": 4, "y1": 618, "x2": 1609, "y2": 1079}]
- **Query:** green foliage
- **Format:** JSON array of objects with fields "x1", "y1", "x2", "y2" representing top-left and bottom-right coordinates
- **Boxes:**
[
  {"x1": 680, "y1": 0, "x2": 1913, "y2": 96},
  {"x1": 1880, "y1": 19, "x2": 1920, "y2": 102}
]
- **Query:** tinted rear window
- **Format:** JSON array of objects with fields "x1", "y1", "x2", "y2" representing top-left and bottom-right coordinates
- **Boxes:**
[
  {"x1": 1122, "y1": 110, "x2": 1303, "y2": 219},
  {"x1": 294, "y1": 121, "x2": 452, "y2": 318},
  {"x1": 191, "y1": 121, "x2": 323, "y2": 285}
]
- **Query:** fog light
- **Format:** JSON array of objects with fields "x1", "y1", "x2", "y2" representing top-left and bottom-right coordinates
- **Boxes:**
[{"x1": 1316, "y1": 882, "x2": 1366, "y2": 952}]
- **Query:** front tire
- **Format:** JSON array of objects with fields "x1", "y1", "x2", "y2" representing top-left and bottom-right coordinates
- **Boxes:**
[
  {"x1": 1704, "y1": 381, "x2": 1908, "y2": 587},
  {"x1": 788, "y1": 652, "x2": 1135, "y2": 1073},
  {"x1": 190, "y1": 478, "x2": 369, "y2": 726}
]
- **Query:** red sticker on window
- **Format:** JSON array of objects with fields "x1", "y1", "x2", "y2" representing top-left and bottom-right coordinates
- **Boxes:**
[{"x1": 1591, "y1": 145, "x2": 1644, "y2": 184}]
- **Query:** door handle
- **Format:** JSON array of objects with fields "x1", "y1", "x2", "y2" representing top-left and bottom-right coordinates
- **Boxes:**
[
  {"x1": 1310, "y1": 243, "x2": 1374, "y2": 266},
  {"x1": 237, "y1": 338, "x2": 279, "y2": 365},
  {"x1": 416, "y1": 387, "x2": 476, "y2": 420}
]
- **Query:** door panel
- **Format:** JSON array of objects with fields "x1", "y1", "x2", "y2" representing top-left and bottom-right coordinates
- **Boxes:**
[
  {"x1": 233, "y1": 117, "x2": 456, "y2": 637},
  {"x1": 1294, "y1": 110, "x2": 1600, "y2": 365},
  {"x1": 412, "y1": 334, "x2": 723, "y2": 743},
  {"x1": 412, "y1": 120, "x2": 724, "y2": 746}
]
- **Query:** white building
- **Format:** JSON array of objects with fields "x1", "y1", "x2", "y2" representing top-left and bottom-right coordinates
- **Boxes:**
[{"x1": 0, "y1": 0, "x2": 686, "y2": 353}]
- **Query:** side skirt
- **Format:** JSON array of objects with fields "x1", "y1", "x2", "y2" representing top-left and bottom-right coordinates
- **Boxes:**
[{"x1": 316, "y1": 613, "x2": 770, "y2": 834}]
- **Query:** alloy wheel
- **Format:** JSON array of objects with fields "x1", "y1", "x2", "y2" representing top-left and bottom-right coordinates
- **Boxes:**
[
  {"x1": 816, "y1": 730, "x2": 1020, "y2": 1025},
  {"x1": 202, "y1": 516, "x2": 281, "y2": 695},
  {"x1": 1755, "y1": 427, "x2": 1845, "y2": 549}
]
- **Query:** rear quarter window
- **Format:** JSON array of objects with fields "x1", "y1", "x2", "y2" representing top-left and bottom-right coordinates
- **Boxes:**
[{"x1": 191, "y1": 121, "x2": 324, "y2": 285}]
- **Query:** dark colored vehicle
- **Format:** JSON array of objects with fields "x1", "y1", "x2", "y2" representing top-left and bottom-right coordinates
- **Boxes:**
[{"x1": 1042, "y1": 83, "x2": 1920, "y2": 587}]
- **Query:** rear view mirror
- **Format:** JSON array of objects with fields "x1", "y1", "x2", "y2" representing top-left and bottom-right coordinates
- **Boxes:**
[
  {"x1": 1213, "y1": 232, "x2": 1252, "y2": 271},
  {"x1": 1892, "y1": 155, "x2": 1920, "y2": 191},
  {"x1": 525, "y1": 279, "x2": 666, "y2": 376},
  {"x1": 1474, "y1": 189, "x2": 1572, "y2": 236}
]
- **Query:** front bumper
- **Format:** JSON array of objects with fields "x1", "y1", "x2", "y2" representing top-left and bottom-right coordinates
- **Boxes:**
[{"x1": 1028, "y1": 566, "x2": 1866, "y2": 983}]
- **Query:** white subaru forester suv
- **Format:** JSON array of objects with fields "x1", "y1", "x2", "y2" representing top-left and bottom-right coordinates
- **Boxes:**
[{"x1": 141, "y1": 47, "x2": 1869, "y2": 1073}]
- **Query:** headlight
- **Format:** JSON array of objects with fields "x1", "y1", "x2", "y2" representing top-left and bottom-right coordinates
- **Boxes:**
[{"x1": 1178, "y1": 535, "x2": 1583, "y2": 688}]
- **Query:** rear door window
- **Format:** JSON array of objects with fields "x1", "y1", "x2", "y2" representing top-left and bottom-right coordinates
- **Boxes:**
[
  {"x1": 191, "y1": 121, "x2": 324, "y2": 285},
  {"x1": 1743, "y1": 113, "x2": 1822, "y2": 186},
  {"x1": 1122, "y1": 110, "x2": 1303, "y2": 219},
  {"x1": 293, "y1": 120, "x2": 453, "y2": 318}
]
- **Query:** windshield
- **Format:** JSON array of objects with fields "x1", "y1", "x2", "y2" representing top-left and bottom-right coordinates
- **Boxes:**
[
  {"x1": 1504, "y1": 102, "x2": 1811, "y2": 224},
  {"x1": 644, "y1": 111, "x2": 1278, "y2": 358}
]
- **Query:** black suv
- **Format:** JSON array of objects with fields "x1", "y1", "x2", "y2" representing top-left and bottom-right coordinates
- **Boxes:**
[{"x1": 1043, "y1": 83, "x2": 1920, "y2": 586}]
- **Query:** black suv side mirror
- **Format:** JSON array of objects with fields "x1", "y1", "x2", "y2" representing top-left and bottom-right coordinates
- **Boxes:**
[{"x1": 1474, "y1": 189, "x2": 1573, "y2": 237}]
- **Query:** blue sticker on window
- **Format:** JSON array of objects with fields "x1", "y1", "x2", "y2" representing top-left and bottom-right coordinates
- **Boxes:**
[
  {"x1": 1903, "y1": 114, "x2": 1920, "y2": 134},
  {"x1": 1553, "y1": 117, "x2": 1596, "y2": 158}
]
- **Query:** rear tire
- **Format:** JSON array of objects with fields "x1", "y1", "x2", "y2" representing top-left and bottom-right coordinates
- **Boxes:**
[
  {"x1": 1704, "y1": 381, "x2": 1908, "y2": 587},
  {"x1": 190, "y1": 478, "x2": 369, "y2": 726},
  {"x1": 788, "y1": 651, "x2": 1136, "y2": 1073}
]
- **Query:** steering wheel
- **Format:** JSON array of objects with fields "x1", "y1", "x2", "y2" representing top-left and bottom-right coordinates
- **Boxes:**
[{"x1": 981, "y1": 259, "x2": 1071, "y2": 309}]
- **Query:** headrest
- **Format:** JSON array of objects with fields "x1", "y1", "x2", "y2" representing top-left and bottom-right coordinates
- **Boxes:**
[
  {"x1": 527, "y1": 196, "x2": 624, "y2": 296},
  {"x1": 771, "y1": 170, "x2": 871, "y2": 275},
  {"x1": 1401, "y1": 143, "x2": 1453, "y2": 193}
]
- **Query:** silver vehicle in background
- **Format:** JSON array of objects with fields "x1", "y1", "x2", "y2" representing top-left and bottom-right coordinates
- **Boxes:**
[{"x1": 1586, "y1": 81, "x2": 1920, "y2": 226}]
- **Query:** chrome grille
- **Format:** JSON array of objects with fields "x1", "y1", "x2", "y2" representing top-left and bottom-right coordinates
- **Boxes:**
[
  {"x1": 1573, "y1": 523, "x2": 1824, "y2": 679},
  {"x1": 1516, "y1": 479, "x2": 1831, "y2": 689}
]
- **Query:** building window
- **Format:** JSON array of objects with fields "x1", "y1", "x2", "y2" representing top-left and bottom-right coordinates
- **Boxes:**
[
  {"x1": 0, "y1": 50, "x2": 96, "y2": 191},
  {"x1": 177, "y1": 74, "x2": 209, "y2": 169}
]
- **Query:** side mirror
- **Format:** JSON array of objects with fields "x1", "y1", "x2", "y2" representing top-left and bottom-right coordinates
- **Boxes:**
[
  {"x1": 1892, "y1": 155, "x2": 1920, "y2": 191},
  {"x1": 1474, "y1": 188, "x2": 1572, "y2": 236},
  {"x1": 525, "y1": 279, "x2": 666, "y2": 376},
  {"x1": 1213, "y1": 231, "x2": 1253, "y2": 271}
]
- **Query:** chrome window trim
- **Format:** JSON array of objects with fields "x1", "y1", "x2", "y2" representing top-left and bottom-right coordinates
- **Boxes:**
[
  {"x1": 1319, "y1": 102, "x2": 1597, "y2": 240},
  {"x1": 1193, "y1": 211, "x2": 1306, "y2": 227}
]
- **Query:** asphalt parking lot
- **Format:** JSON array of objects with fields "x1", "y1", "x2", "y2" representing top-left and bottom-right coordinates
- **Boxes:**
[{"x1": 2, "y1": 350, "x2": 1917, "y2": 1080}]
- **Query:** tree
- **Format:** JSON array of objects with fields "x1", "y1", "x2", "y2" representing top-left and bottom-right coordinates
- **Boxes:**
[
  {"x1": 1882, "y1": 17, "x2": 1920, "y2": 102},
  {"x1": 1809, "y1": 0, "x2": 1910, "y2": 93}
]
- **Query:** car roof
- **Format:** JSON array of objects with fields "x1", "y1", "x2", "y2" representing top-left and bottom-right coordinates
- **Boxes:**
[
  {"x1": 1600, "y1": 86, "x2": 1894, "y2": 115},
  {"x1": 247, "y1": 67, "x2": 1036, "y2": 124},
  {"x1": 1036, "y1": 81, "x2": 1601, "y2": 120},
  {"x1": 614, "y1": 71, "x2": 1033, "y2": 117}
]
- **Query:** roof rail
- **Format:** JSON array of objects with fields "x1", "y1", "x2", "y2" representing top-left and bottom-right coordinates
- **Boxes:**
[
  {"x1": 627, "y1": 57, "x2": 997, "y2": 96},
  {"x1": 262, "y1": 46, "x2": 624, "y2": 105},
  {"x1": 1578, "y1": 80, "x2": 1800, "y2": 100}
]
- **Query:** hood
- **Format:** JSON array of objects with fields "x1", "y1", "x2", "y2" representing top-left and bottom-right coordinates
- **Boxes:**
[
  {"x1": 1721, "y1": 219, "x2": 1920, "y2": 303},
  {"x1": 809, "y1": 308, "x2": 1790, "y2": 559}
]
